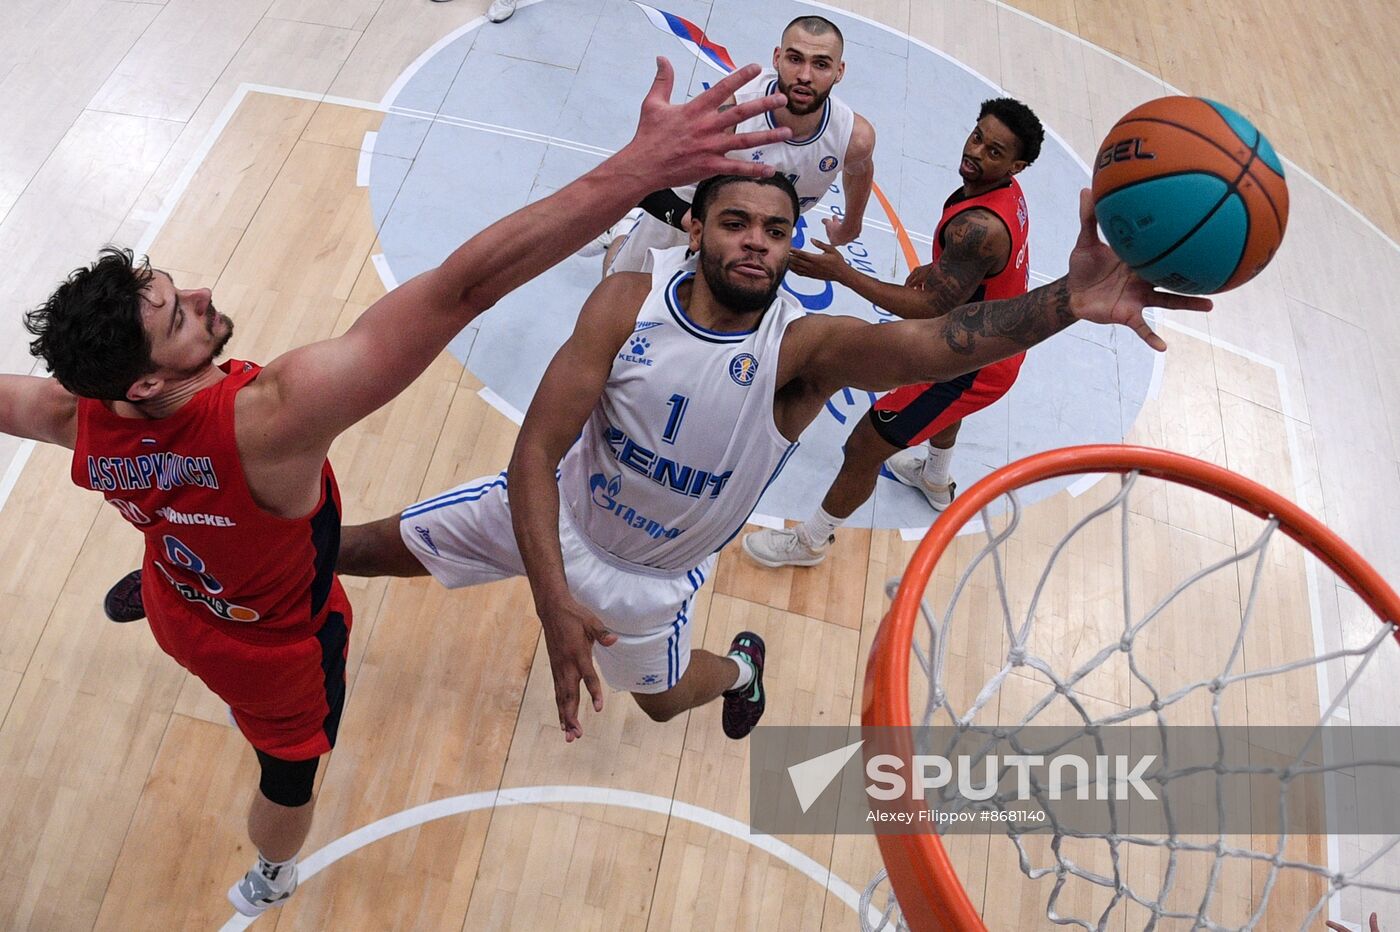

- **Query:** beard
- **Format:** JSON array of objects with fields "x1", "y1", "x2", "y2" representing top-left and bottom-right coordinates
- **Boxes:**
[
  {"x1": 699, "y1": 242, "x2": 784, "y2": 315},
  {"x1": 775, "y1": 75, "x2": 831, "y2": 117}
]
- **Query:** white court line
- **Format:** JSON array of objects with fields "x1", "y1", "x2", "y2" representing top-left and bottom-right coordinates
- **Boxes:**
[
  {"x1": 370, "y1": 252, "x2": 398, "y2": 291},
  {"x1": 477, "y1": 387, "x2": 524, "y2": 425},
  {"x1": 0, "y1": 440, "x2": 35, "y2": 514},
  {"x1": 216, "y1": 785, "x2": 882, "y2": 932},
  {"x1": 356, "y1": 132, "x2": 377, "y2": 186}
]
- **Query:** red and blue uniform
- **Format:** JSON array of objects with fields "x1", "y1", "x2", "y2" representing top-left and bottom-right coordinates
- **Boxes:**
[
  {"x1": 71, "y1": 359, "x2": 350, "y2": 760},
  {"x1": 869, "y1": 176, "x2": 1031, "y2": 447}
]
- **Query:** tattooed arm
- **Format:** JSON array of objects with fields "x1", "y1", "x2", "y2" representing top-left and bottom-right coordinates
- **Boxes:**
[
  {"x1": 778, "y1": 190, "x2": 1212, "y2": 410},
  {"x1": 788, "y1": 208, "x2": 1008, "y2": 319}
]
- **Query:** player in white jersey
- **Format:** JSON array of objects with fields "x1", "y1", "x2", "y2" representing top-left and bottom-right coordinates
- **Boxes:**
[
  {"x1": 337, "y1": 174, "x2": 1211, "y2": 744},
  {"x1": 601, "y1": 15, "x2": 876, "y2": 275}
]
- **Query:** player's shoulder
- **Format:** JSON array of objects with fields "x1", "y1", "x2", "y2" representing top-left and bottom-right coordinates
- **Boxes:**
[
  {"x1": 845, "y1": 112, "x2": 876, "y2": 157},
  {"x1": 579, "y1": 271, "x2": 654, "y2": 337}
]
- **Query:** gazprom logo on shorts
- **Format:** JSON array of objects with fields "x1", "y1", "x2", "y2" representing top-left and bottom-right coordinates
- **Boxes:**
[
  {"x1": 819, "y1": 155, "x2": 839, "y2": 172},
  {"x1": 729, "y1": 352, "x2": 758, "y2": 386},
  {"x1": 589, "y1": 471, "x2": 683, "y2": 540}
]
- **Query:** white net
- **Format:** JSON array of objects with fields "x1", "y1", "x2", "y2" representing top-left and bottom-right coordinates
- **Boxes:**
[{"x1": 864, "y1": 470, "x2": 1400, "y2": 932}]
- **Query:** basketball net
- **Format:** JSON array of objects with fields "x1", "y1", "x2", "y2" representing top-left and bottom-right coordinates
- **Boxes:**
[{"x1": 861, "y1": 445, "x2": 1400, "y2": 931}]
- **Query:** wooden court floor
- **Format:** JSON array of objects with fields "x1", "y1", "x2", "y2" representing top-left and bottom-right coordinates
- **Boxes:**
[{"x1": 1, "y1": 1, "x2": 1398, "y2": 930}]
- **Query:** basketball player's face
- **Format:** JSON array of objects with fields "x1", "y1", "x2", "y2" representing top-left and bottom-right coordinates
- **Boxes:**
[
  {"x1": 960, "y1": 115, "x2": 1027, "y2": 184},
  {"x1": 772, "y1": 29, "x2": 845, "y2": 116},
  {"x1": 139, "y1": 270, "x2": 235, "y2": 378},
  {"x1": 691, "y1": 185, "x2": 795, "y2": 314}
]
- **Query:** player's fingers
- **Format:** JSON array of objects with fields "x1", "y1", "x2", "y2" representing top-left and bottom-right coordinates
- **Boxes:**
[
  {"x1": 582, "y1": 665, "x2": 606, "y2": 713},
  {"x1": 1369, "y1": 912, "x2": 1379, "y2": 932},
  {"x1": 728, "y1": 125, "x2": 794, "y2": 153},
  {"x1": 691, "y1": 63, "x2": 765, "y2": 112},
  {"x1": 644, "y1": 57, "x2": 675, "y2": 109},
  {"x1": 1147, "y1": 289, "x2": 1213, "y2": 313},
  {"x1": 556, "y1": 676, "x2": 581, "y2": 737},
  {"x1": 813, "y1": 240, "x2": 838, "y2": 255},
  {"x1": 584, "y1": 616, "x2": 617, "y2": 646},
  {"x1": 1128, "y1": 314, "x2": 1168, "y2": 352},
  {"x1": 1076, "y1": 187, "x2": 1100, "y2": 250}
]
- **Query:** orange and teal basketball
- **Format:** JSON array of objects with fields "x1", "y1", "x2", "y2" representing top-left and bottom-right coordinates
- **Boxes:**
[{"x1": 1091, "y1": 96, "x2": 1289, "y2": 294}]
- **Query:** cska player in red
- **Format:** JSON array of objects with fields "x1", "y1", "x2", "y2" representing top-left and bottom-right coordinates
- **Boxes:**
[
  {"x1": 742, "y1": 98, "x2": 1047, "y2": 568},
  {"x1": 0, "y1": 60, "x2": 792, "y2": 918}
]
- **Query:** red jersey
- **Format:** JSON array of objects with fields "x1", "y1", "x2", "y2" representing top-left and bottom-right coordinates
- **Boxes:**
[
  {"x1": 934, "y1": 175, "x2": 1030, "y2": 301},
  {"x1": 71, "y1": 360, "x2": 345, "y2": 646},
  {"x1": 934, "y1": 176, "x2": 1031, "y2": 380}
]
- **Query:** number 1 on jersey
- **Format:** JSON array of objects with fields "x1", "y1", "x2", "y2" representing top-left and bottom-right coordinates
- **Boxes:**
[{"x1": 662, "y1": 393, "x2": 689, "y2": 445}]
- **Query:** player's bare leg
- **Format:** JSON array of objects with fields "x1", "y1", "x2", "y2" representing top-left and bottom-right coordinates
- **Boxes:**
[
  {"x1": 742, "y1": 416, "x2": 897, "y2": 567},
  {"x1": 887, "y1": 419, "x2": 960, "y2": 509},
  {"x1": 228, "y1": 753, "x2": 321, "y2": 917},
  {"x1": 248, "y1": 791, "x2": 314, "y2": 862},
  {"x1": 631, "y1": 632, "x2": 766, "y2": 739}
]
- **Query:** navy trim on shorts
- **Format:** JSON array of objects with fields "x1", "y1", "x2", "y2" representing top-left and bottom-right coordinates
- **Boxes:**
[
  {"x1": 868, "y1": 371, "x2": 980, "y2": 449},
  {"x1": 316, "y1": 609, "x2": 349, "y2": 749},
  {"x1": 309, "y1": 476, "x2": 340, "y2": 618}
]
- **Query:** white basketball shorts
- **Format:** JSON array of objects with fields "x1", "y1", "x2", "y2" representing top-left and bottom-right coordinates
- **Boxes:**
[{"x1": 398, "y1": 473, "x2": 716, "y2": 694}]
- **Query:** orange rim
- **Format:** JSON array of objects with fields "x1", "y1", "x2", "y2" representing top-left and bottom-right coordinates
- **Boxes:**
[{"x1": 861, "y1": 444, "x2": 1400, "y2": 932}]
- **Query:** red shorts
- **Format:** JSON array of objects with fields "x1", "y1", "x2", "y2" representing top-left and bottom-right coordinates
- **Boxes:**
[
  {"x1": 145, "y1": 582, "x2": 352, "y2": 761},
  {"x1": 869, "y1": 353, "x2": 1025, "y2": 448}
]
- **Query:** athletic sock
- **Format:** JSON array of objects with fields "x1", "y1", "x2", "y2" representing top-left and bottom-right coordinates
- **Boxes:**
[
  {"x1": 797, "y1": 506, "x2": 844, "y2": 549},
  {"x1": 257, "y1": 853, "x2": 298, "y2": 888},
  {"x1": 728, "y1": 653, "x2": 756, "y2": 691},
  {"x1": 922, "y1": 443, "x2": 955, "y2": 487}
]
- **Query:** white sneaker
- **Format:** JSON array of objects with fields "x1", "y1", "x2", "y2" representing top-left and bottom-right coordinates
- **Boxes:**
[
  {"x1": 742, "y1": 527, "x2": 832, "y2": 568},
  {"x1": 228, "y1": 859, "x2": 297, "y2": 917},
  {"x1": 579, "y1": 208, "x2": 641, "y2": 258},
  {"x1": 486, "y1": 0, "x2": 517, "y2": 23},
  {"x1": 885, "y1": 447, "x2": 956, "y2": 512}
]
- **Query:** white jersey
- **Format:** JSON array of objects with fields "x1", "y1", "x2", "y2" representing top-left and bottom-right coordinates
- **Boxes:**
[
  {"x1": 609, "y1": 73, "x2": 856, "y2": 275},
  {"x1": 561, "y1": 246, "x2": 802, "y2": 573},
  {"x1": 676, "y1": 70, "x2": 856, "y2": 213}
]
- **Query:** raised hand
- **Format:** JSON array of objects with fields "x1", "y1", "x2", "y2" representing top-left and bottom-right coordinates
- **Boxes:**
[
  {"x1": 1066, "y1": 188, "x2": 1212, "y2": 350},
  {"x1": 904, "y1": 263, "x2": 934, "y2": 289},
  {"x1": 537, "y1": 595, "x2": 618, "y2": 742},
  {"x1": 630, "y1": 58, "x2": 792, "y2": 189},
  {"x1": 787, "y1": 240, "x2": 851, "y2": 283},
  {"x1": 822, "y1": 214, "x2": 862, "y2": 247}
]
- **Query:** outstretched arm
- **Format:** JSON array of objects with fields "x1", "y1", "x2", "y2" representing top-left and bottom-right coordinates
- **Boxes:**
[
  {"x1": 791, "y1": 207, "x2": 1008, "y2": 319},
  {"x1": 248, "y1": 59, "x2": 791, "y2": 458},
  {"x1": 508, "y1": 273, "x2": 648, "y2": 743},
  {"x1": 790, "y1": 189, "x2": 1212, "y2": 398},
  {"x1": 822, "y1": 114, "x2": 875, "y2": 247},
  {"x1": 0, "y1": 376, "x2": 78, "y2": 449}
]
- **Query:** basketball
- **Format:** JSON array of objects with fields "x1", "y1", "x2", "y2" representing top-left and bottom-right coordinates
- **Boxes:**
[{"x1": 1091, "y1": 96, "x2": 1289, "y2": 294}]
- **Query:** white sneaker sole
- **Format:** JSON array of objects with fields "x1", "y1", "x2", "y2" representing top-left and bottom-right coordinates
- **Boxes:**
[{"x1": 741, "y1": 533, "x2": 828, "y2": 568}]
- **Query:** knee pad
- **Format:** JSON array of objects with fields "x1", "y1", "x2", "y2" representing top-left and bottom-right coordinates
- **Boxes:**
[{"x1": 255, "y1": 749, "x2": 319, "y2": 807}]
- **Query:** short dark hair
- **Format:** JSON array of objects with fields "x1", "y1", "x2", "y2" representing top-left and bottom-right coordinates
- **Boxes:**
[
  {"x1": 978, "y1": 97, "x2": 1045, "y2": 166},
  {"x1": 784, "y1": 15, "x2": 844, "y2": 51},
  {"x1": 25, "y1": 247, "x2": 157, "y2": 400},
  {"x1": 692, "y1": 174, "x2": 801, "y2": 225}
]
